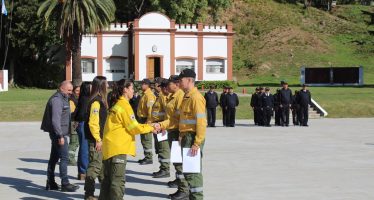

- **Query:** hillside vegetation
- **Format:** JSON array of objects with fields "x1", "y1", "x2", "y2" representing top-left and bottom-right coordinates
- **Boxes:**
[{"x1": 212, "y1": 0, "x2": 374, "y2": 85}]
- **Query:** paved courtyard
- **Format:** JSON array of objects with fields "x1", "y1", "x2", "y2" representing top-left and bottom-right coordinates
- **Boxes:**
[{"x1": 1, "y1": 118, "x2": 374, "y2": 200}]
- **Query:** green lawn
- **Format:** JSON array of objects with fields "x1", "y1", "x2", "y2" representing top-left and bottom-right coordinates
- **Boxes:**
[
  {"x1": 233, "y1": 86, "x2": 374, "y2": 118},
  {"x1": 0, "y1": 88, "x2": 55, "y2": 121},
  {"x1": 0, "y1": 87, "x2": 373, "y2": 121}
]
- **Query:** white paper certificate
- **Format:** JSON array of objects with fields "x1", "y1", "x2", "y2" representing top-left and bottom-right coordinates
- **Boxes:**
[
  {"x1": 170, "y1": 141, "x2": 182, "y2": 163},
  {"x1": 157, "y1": 130, "x2": 168, "y2": 142},
  {"x1": 182, "y1": 148, "x2": 201, "y2": 173}
]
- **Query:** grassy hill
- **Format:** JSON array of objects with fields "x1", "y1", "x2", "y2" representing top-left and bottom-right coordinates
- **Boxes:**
[{"x1": 212, "y1": 0, "x2": 374, "y2": 85}]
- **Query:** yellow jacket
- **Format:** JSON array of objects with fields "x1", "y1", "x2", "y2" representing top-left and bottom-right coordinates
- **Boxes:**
[
  {"x1": 179, "y1": 87, "x2": 207, "y2": 146},
  {"x1": 102, "y1": 97, "x2": 154, "y2": 160},
  {"x1": 137, "y1": 88, "x2": 156, "y2": 123},
  {"x1": 160, "y1": 89, "x2": 184, "y2": 130},
  {"x1": 69, "y1": 99, "x2": 76, "y2": 113},
  {"x1": 88, "y1": 101, "x2": 102, "y2": 142},
  {"x1": 151, "y1": 93, "x2": 167, "y2": 122}
]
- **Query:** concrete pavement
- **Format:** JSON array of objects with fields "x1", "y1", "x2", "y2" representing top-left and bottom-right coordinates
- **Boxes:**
[{"x1": 0, "y1": 118, "x2": 374, "y2": 200}]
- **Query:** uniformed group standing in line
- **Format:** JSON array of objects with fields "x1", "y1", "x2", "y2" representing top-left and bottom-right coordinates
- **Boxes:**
[
  {"x1": 214, "y1": 86, "x2": 239, "y2": 127},
  {"x1": 41, "y1": 68, "x2": 206, "y2": 200},
  {"x1": 251, "y1": 82, "x2": 312, "y2": 127}
]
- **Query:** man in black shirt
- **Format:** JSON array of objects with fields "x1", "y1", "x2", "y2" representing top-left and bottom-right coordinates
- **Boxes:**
[
  {"x1": 261, "y1": 87, "x2": 274, "y2": 127},
  {"x1": 204, "y1": 85, "x2": 219, "y2": 127},
  {"x1": 250, "y1": 88, "x2": 259, "y2": 125},
  {"x1": 225, "y1": 87, "x2": 239, "y2": 127},
  {"x1": 298, "y1": 84, "x2": 312, "y2": 126},
  {"x1": 219, "y1": 86, "x2": 229, "y2": 126},
  {"x1": 274, "y1": 89, "x2": 281, "y2": 126},
  {"x1": 279, "y1": 82, "x2": 293, "y2": 126},
  {"x1": 292, "y1": 90, "x2": 300, "y2": 126}
]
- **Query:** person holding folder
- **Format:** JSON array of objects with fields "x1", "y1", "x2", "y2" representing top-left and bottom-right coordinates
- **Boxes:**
[
  {"x1": 178, "y1": 69, "x2": 207, "y2": 200},
  {"x1": 156, "y1": 75, "x2": 188, "y2": 199},
  {"x1": 99, "y1": 79, "x2": 155, "y2": 200}
]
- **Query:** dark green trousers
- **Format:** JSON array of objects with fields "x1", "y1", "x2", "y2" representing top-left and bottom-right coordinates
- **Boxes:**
[
  {"x1": 156, "y1": 135, "x2": 170, "y2": 172},
  {"x1": 139, "y1": 117, "x2": 153, "y2": 160},
  {"x1": 182, "y1": 132, "x2": 205, "y2": 200},
  {"x1": 169, "y1": 129, "x2": 189, "y2": 193},
  {"x1": 68, "y1": 123, "x2": 79, "y2": 164},
  {"x1": 99, "y1": 154, "x2": 127, "y2": 200},
  {"x1": 84, "y1": 141, "x2": 103, "y2": 197}
]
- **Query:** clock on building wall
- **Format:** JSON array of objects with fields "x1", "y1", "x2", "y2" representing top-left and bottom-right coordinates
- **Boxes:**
[{"x1": 152, "y1": 45, "x2": 157, "y2": 52}]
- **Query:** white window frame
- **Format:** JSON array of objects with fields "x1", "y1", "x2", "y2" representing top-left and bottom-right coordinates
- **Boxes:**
[
  {"x1": 105, "y1": 57, "x2": 126, "y2": 74},
  {"x1": 176, "y1": 59, "x2": 195, "y2": 74},
  {"x1": 82, "y1": 58, "x2": 95, "y2": 74},
  {"x1": 206, "y1": 59, "x2": 225, "y2": 74}
]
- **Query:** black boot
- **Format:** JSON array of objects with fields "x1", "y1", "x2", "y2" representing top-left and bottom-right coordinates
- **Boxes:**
[
  {"x1": 139, "y1": 159, "x2": 153, "y2": 165},
  {"x1": 61, "y1": 183, "x2": 79, "y2": 192},
  {"x1": 153, "y1": 170, "x2": 170, "y2": 178},
  {"x1": 167, "y1": 179, "x2": 178, "y2": 188},
  {"x1": 45, "y1": 180, "x2": 59, "y2": 191},
  {"x1": 169, "y1": 190, "x2": 189, "y2": 200}
]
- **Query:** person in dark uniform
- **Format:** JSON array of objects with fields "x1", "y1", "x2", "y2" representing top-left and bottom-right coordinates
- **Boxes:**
[
  {"x1": 219, "y1": 86, "x2": 229, "y2": 126},
  {"x1": 279, "y1": 82, "x2": 293, "y2": 126},
  {"x1": 204, "y1": 85, "x2": 219, "y2": 127},
  {"x1": 130, "y1": 90, "x2": 141, "y2": 121},
  {"x1": 250, "y1": 88, "x2": 259, "y2": 125},
  {"x1": 298, "y1": 84, "x2": 312, "y2": 127},
  {"x1": 261, "y1": 87, "x2": 274, "y2": 127},
  {"x1": 274, "y1": 89, "x2": 281, "y2": 126},
  {"x1": 225, "y1": 87, "x2": 239, "y2": 127},
  {"x1": 258, "y1": 87, "x2": 266, "y2": 126},
  {"x1": 292, "y1": 90, "x2": 300, "y2": 126}
]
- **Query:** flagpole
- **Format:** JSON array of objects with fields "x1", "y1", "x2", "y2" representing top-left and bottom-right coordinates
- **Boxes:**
[
  {"x1": 0, "y1": 0, "x2": 3, "y2": 49},
  {"x1": 2, "y1": 0, "x2": 12, "y2": 70}
]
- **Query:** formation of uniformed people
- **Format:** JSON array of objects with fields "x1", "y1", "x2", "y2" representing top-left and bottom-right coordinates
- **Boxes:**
[
  {"x1": 251, "y1": 82, "x2": 312, "y2": 127},
  {"x1": 42, "y1": 68, "x2": 207, "y2": 200},
  {"x1": 217, "y1": 86, "x2": 239, "y2": 127}
]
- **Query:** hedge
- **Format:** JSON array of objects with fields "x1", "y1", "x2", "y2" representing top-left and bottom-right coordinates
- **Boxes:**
[{"x1": 196, "y1": 80, "x2": 237, "y2": 89}]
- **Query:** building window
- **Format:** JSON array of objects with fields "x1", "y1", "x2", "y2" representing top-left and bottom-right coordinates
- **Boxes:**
[
  {"x1": 82, "y1": 59, "x2": 95, "y2": 73},
  {"x1": 105, "y1": 57, "x2": 126, "y2": 73},
  {"x1": 206, "y1": 59, "x2": 225, "y2": 73},
  {"x1": 176, "y1": 59, "x2": 195, "y2": 73}
]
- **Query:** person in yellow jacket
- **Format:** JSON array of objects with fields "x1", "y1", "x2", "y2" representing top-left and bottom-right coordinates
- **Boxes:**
[
  {"x1": 98, "y1": 79, "x2": 155, "y2": 200},
  {"x1": 68, "y1": 85, "x2": 80, "y2": 166},
  {"x1": 84, "y1": 76, "x2": 108, "y2": 200},
  {"x1": 155, "y1": 75, "x2": 189, "y2": 199},
  {"x1": 151, "y1": 78, "x2": 171, "y2": 178},
  {"x1": 137, "y1": 78, "x2": 156, "y2": 165},
  {"x1": 178, "y1": 69, "x2": 207, "y2": 200}
]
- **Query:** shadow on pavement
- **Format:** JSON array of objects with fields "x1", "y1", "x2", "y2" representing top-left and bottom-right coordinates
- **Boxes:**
[
  {"x1": 19, "y1": 158, "x2": 49, "y2": 164},
  {"x1": 125, "y1": 187, "x2": 168, "y2": 198},
  {"x1": 126, "y1": 174, "x2": 166, "y2": 186},
  {"x1": 0, "y1": 176, "x2": 83, "y2": 200},
  {"x1": 17, "y1": 168, "x2": 76, "y2": 180},
  {"x1": 126, "y1": 169, "x2": 151, "y2": 176}
]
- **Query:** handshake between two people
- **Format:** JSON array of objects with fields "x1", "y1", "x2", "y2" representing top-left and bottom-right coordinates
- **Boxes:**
[{"x1": 150, "y1": 123, "x2": 166, "y2": 135}]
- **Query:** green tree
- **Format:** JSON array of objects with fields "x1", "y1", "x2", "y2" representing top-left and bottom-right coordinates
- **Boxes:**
[
  {"x1": 0, "y1": 0, "x2": 64, "y2": 87},
  {"x1": 38, "y1": 0, "x2": 116, "y2": 86},
  {"x1": 113, "y1": 0, "x2": 231, "y2": 24}
]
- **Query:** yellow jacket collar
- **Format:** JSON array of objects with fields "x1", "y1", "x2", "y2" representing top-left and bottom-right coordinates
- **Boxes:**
[{"x1": 185, "y1": 87, "x2": 198, "y2": 98}]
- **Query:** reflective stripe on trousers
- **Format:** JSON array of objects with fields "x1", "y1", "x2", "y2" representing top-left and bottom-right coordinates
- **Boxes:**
[{"x1": 190, "y1": 187, "x2": 203, "y2": 193}]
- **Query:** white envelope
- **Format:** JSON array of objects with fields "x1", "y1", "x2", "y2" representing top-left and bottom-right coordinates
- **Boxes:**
[
  {"x1": 170, "y1": 141, "x2": 182, "y2": 163},
  {"x1": 182, "y1": 148, "x2": 201, "y2": 173},
  {"x1": 157, "y1": 130, "x2": 168, "y2": 142}
]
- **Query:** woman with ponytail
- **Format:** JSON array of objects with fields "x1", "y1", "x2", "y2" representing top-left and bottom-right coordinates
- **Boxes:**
[
  {"x1": 98, "y1": 79, "x2": 155, "y2": 200},
  {"x1": 84, "y1": 76, "x2": 108, "y2": 200}
]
